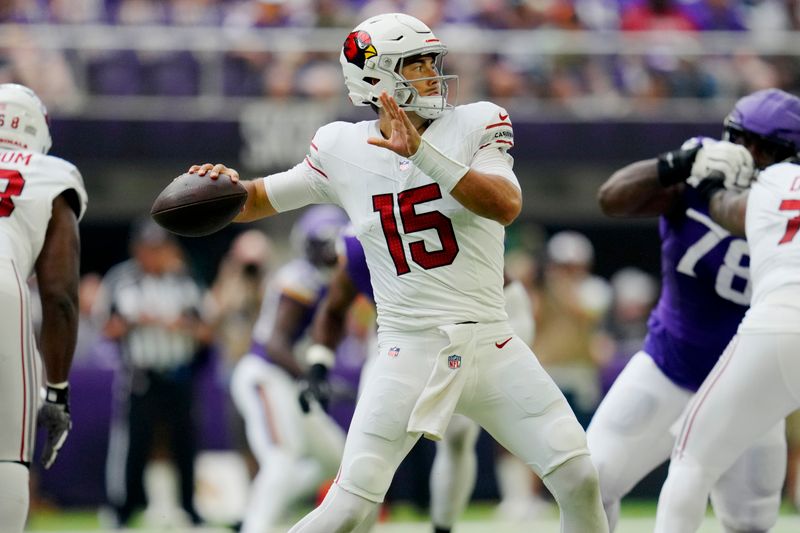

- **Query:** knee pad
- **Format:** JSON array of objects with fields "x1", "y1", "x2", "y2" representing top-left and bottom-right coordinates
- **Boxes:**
[
  {"x1": 546, "y1": 416, "x2": 588, "y2": 454},
  {"x1": 342, "y1": 453, "x2": 395, "y2": 501},
  {"x1": 0, "y1": 462, "x2": 30, "y2": 532},
  {"x1": 543, "y1": 454, "x2": 601, "y2": 504},
  {"x1": 712, "y1": 434, "x2": 785, "y2": 532}
]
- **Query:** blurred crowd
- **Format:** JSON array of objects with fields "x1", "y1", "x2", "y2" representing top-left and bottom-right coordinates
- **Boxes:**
[{"x1": 1, "y1": 0, "x2": 800, "y2": 113}]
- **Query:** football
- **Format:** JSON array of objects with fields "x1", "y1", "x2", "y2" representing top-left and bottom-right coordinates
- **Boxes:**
[{"x1": 150, "y1": 172, "x2": 248, "y2": 237}]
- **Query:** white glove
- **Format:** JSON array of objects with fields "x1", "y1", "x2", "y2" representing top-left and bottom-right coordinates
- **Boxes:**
[{"x1": 690, "y1": 140, "x2": 756, "y2": 191}]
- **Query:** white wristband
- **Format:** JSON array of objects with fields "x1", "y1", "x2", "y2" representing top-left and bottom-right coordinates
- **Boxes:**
[
  {"x1": 306, "y1": 344, "x2": 336, "y2": 369},
  {"x1": 409, "y1": 138, "x2": 470, "y2": 193}
]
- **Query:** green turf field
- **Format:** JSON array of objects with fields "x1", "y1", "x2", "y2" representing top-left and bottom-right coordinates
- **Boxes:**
[{"x1": 26, "y1": 500, "x2": 800, "y2": 532}]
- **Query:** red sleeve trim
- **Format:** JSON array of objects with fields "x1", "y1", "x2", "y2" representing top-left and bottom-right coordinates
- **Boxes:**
[
  {"x1": 485, "y1": 122, "x2": 513, "y2": 129},
  {"x1": 305, "y1": 156, "x2": 328, "y2": 179},
  {"x1": 479, "y1": 140, "x2": 514, "y2": 150}
]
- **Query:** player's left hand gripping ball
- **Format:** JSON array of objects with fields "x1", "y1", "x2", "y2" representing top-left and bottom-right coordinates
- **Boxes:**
[{"x1": 38, "y1": 383, "x2": 72, "y2": 469}]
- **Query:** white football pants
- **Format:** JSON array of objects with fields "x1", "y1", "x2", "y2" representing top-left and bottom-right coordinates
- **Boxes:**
[
  {"x1": 655, "y1": 333, "x2": 795, "y2": 533},
  {"x1": 230, "y1": 354, "x2": 345, "y2": 532},
  {"x1": 587, "y1": 351, "x2": 785, "y2": 532},
  {"x1": 0, "y1": 259, "x2": 41, "y2": 465},
  {"x1": 289, "y1": 322, "x2": 608, "y2": 532}
]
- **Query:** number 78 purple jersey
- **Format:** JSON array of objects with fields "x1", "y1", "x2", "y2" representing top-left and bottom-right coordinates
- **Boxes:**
[{"x1": 645, "y1": 188, "x2": 750, "y2": 391}]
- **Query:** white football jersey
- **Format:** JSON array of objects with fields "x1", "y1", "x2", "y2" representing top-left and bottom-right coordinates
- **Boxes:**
[
  {"x1": 265, "y1": 102, "x2": 518, "y2": 331},
  {"x1": 0, "y1": 149, "x2": 87, "y2": 278},
  {"x1": 741, "y1": 161, "x2": 800, "y2": 331}
]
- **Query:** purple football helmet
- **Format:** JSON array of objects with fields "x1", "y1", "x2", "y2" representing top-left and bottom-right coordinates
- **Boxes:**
[
  {"x1": 290, "y1": 205, "x2": 349, "y2": 268},
  {"x1": 724, "y1": 88, "x2": 800, "y2": 159}
]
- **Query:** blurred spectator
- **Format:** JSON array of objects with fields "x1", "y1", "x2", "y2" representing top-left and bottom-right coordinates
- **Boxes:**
[
  {"x1": 743, "y1": 0, "x2": 800, "y2": 31},
  {"x1": 619, "y1": 0, "x2": 697, "y2": 30},
  {"x1": 295, "y1": 55, "x2": 345, "y2": 99},
  {"x1": 224, "y1": 0, "x2": 292, "y2": 27},
  {"x1": 680, "y1": 0, "x2": 747, "y2": 30},
  {"x1": 206, "y1": 228, "x2": 273, "y2": 369},
  {"x1": 94, "y1": 219, "x2": 212, "y2": 527},
  {"x1": 484, "y1": 57, "x2": 530, "y2": 101},
  {"x1": 533, "y1": 230, "x2": 612, "y2": 428},
  {"x1": 598, "y1": 267, "x2": 658, "y2": 394},
  {"x1": 74, "y1": 272, "x2": 103, "y2": 362}
]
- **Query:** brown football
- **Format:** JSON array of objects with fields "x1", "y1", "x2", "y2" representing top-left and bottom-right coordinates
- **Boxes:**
[{"x1": 151, "y1": 172, "x2": 247, "y2": 237}]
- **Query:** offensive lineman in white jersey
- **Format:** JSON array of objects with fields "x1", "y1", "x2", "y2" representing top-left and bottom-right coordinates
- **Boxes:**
[
  {"x1": 189, "y1": 13, "x2": 607, "y2": 532},
  {"x1": 0, "y1": 84, "x2": 88, "y2": 531},
  {"x1": 653, "y1": 88, "x2": 800, "y2": 532}
]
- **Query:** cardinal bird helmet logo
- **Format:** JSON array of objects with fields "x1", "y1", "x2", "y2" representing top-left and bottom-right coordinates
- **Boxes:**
[{"x1": 342, "y1": 30, "x2": 377, "y2": 69}]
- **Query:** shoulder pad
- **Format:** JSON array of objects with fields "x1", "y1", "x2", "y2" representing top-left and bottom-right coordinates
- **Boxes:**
[{"x1": 460, "y1": 102, "x2": 514, "y2": 153}]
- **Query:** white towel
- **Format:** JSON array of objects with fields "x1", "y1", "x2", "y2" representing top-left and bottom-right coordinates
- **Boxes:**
[{"x1": 407, "y1": 323, "x2": 477, "y2": 441}]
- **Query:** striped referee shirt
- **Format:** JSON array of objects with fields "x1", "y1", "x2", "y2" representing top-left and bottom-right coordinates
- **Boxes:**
[{"x1": 95, "y1": 259, "x2": 205, "y2": 371}]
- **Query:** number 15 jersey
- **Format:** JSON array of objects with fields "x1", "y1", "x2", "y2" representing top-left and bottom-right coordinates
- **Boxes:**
[{"x1": 264, "y1": 102, "x2": 518, "y2": 332}]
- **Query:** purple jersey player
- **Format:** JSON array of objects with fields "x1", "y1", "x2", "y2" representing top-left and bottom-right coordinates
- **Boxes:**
[
  {"x1": 229, "y1": 205, "x2": 350, "y2": 533},
  {"x1": 586, "y1": 101, "x2": 788, "y2": 533},
  {"x1": 654, "y1": 89, "x2": 800, "y2": 533}
]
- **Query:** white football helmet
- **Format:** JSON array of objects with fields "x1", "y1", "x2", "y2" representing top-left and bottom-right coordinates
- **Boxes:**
[
  {"x1": 339, "y1": 13, "x2": 457, "y2": 120},
  {"x1": 0, "y1": 83, "x2": 52, "y2": 154}
]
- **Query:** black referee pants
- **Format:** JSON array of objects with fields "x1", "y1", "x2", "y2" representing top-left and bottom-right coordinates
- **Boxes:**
[{"x1": 108, "y1": 367, "x2": 200, "y2": 525}]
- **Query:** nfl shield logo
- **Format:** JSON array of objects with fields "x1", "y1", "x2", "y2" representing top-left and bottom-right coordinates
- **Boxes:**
[
  {"x1": 399, "y1": 159, "x2": 411, "y2": 172},
  {"x1": 388, "y1": 346, "x2": 400, "y2": 358},
  {"x1": 448, "y1": 354, "x2": 461, "y2": 369}
]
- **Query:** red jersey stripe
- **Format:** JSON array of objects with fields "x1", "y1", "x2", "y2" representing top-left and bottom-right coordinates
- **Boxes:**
[
  {"x1": 12, "y1": 261, "x2": 27, "y2": 461},
  {"x1": 305, "y1": 157, "x2": 328, "y2": 179}
]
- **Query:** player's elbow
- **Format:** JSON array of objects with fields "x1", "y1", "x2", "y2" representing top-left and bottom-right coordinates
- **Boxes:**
[
  {"x1": 597, "y1": 179, "x2": 624, "y2": 217},
  {"x1": 497, "y1": 195, "x2": 522, "y2": 226}
]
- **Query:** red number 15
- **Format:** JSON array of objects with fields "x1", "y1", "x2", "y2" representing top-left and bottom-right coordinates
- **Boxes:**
[{"x1": 373, "y1": 183, "x2": 460, "y2": 276}]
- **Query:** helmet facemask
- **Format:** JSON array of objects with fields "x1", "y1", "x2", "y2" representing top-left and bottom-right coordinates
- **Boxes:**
[
  {"x1": 392, "y1": 52, "x2": 457, "y2": 120},
  {"x1": 724, "y1": 117, "x2": 798, "y2": 167}
]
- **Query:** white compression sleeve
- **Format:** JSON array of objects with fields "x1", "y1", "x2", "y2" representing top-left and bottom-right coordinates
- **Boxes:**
[{"x1": 409, "y1": 138, "x2": 470, "y2": 193}]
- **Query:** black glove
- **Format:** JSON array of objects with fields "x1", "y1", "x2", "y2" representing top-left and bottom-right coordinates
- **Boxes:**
[
  {"x1": 37, "y1": 383, "x2": 72, "y2": 469},
  {"x1": 657, "y1": 143, "x2": 702, "y2": 187},
  {"x1": 298, "y1": 364, "x2": 331, "y2": 414},
  {"x1": 692, "y1": 171, "x2": 727, "y2": 203}
]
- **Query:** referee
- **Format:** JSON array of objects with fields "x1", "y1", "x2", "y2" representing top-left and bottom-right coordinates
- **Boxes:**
[{"x1": 95, "y1": 219, "x2": 212, "y2": 527}]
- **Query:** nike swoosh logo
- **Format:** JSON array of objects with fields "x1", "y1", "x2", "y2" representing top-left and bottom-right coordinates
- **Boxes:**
[
  {"x1": 495, "y1": 337, "x2": 512, "y2": 349},
  {"x1": 499, "y1": 112, "x2": 509, "y2": 121}
]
